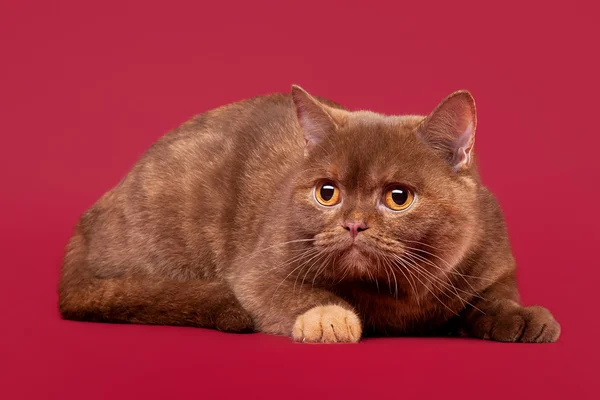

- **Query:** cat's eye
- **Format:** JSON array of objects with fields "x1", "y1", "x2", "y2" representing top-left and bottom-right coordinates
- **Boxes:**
[
  {"x1": 315, "y1": 181, "x2": 341, "y2": 206},
  {"x1": 383, "y1": 184, "x2": 415, "y2": 211}
]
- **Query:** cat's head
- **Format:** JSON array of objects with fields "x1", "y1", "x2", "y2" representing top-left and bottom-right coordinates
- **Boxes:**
[{"x1": 288, "y1": 85, "x2": 480, "y2": 284}]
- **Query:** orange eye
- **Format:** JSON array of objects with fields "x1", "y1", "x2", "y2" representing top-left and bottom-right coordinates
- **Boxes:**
[
  {"x1": 384, "y1": 185, "x2": 415, "y2": 211},
  {"x1": 315, "y1": 181, "x2": 341, "y2": 206}
]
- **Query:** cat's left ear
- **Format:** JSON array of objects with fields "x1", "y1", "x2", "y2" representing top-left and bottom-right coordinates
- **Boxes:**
[
  {"x1": 291, "y1": 85, "x2": 338, "y2": 154},
  {"x1": 417, "y1": 90, "x2": 477, "y2": 171}
]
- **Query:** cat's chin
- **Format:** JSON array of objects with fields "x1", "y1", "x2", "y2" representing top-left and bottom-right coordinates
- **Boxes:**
[{"x1": 339, "y1": 245, "x2": 374, "y2": 275}]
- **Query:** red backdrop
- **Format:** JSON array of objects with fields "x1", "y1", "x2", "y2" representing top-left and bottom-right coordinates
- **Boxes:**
[{"x1": 1, "y1": 0, "x2": 598, "y2": 398}]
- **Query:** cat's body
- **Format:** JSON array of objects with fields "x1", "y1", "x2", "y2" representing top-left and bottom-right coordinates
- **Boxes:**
[{"x1": 59, "y1": 87, "x2": 560, "y2": 342}]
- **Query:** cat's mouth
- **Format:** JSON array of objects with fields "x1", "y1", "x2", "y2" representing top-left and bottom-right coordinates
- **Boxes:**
[
  {"x1": 347, "y1": 244, "x2": 363, "y2": 255},
  {"x1": 314, "y1": 232, "x2": 380, "y2": 269},
  {"x1": 339, "y1": 240, "x2": 375, "y2": 267}
]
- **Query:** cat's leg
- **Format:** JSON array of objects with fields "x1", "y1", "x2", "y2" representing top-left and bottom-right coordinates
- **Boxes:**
[
  {"x1": 460, "y1": 272, "x2": 560, "y2": 343},
  {"x1": 59, "y1": 232, "x2": 253, "y2": 333},
  {"x1": 234, "y1": 275, "x2": 362, "y2": 343},
  {"x1": 59, "y1": 277, "x2": 254, "y2": 332}
]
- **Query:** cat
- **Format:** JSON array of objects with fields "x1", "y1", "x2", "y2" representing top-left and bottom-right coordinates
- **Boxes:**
[{"x1": 59, "y1": 85, "x2": 560, "y2": 343}]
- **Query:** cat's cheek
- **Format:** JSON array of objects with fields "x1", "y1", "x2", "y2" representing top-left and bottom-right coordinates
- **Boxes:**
[
  {"x1": 289, "y1": 198, "x2": 323, "y2": 231},
  {"x1": 294, "y1": 198, "x2": 341, "y2": 234}
]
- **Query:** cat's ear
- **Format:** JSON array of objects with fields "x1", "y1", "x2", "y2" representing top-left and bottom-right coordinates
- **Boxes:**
[
  {"x1": 291, "y1": 85, "x2": 338, "y2": 153},
  {"x1": 417, "y1": 90, "x2": 477, "y2": 171}
]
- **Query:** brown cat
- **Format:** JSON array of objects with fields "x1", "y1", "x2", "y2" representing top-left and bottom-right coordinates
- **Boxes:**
[{"x1": 59, "y1": 85, "x2": 560, "y2": 343}]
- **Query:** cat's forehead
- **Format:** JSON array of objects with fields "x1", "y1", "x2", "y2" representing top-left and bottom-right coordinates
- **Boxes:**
[
  {"x1": 345, "y1": 111, "x2": 425, "y2": 131},
  {"x1": 339, "y1": 112, "x2": 426, "y2": 152},
  {"x1": 342, "y1": 113, "x2": 427, "y2": 153},
  {"x1": 316, "y1": 112, "x2": 437, "y2": 188}
]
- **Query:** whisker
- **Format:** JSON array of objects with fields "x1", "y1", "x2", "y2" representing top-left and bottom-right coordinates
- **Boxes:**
[
  {"x1": 402, "y1": 245, "x2": 499, "y2": 286},
  {"x1": 335, "y1": 257, "x2": 355, "y2": 284},
  {"x1": 312, "y1": 251, "x2": 334, "y2": 288},
  {"x1": 373, "y1": 262, "x2": 381, "y2": 293},
  {"x1": 404, "y1": 255, "x2": 466, "y2": 305},
  {"x1": 404, "y1": 251, "x2": 478, "y2": 299},
  {"x1": 380, "y1": 254, "x2": 399, "y2": 298},
  {"x1": 247, "y1": 238, "x2": 317, "y2": 260},
  {"x1": 300, "y1": 251, "x2": 329, "y2": 289},
  {"x1": 364, "y1": 258, "x2": 376, "y2": 285},
  {"x1": 294, "y1": 250, "x2": 326, "y2": 292},
  {"x1": 394, "y1": 256, "x2": 459, "y2": 316},
  {"x1": 398, "y1": 255, "x2": 486, "y2": 315},
  {"x1": 383, "y1": 253, "x2": 419, "y2": 303},
  {"x1": 266, "y1": 248, "x2": 323, "y2": 308},
  {"x1": 269, "y1": 259, "x2": 314, "y2": 309},
  {"x1": 256, "y1": 248, "x2": 319, "y2": 279},
  {"x1": 402, "y1": 239, "x2": 447, "y2": 252},
  {"x1": 380, "y1": 259, "x2": 393, "y2": 295},
  {"x1": 404, "y1": 249, "x2": 482, "y2": 297}
]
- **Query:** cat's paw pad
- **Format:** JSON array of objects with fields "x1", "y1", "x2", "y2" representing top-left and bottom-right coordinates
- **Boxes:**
[
  {"x1": 292, "y1": 305, "x2": 361, "y2": 343},
  {"x1": 471, "y1": 305, "x2": 560, "y2": 343}
]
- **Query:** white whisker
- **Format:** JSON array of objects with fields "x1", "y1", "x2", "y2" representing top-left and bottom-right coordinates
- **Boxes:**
[{"x1": 394, "y1": 256, "x2": 459, "y2": 316}]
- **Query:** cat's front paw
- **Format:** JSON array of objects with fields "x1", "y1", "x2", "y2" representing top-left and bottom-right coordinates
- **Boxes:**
[
  {"x1": 469, "y1": 304, "x2": 560, "y2": 343},
  {"x1": 292, "y1": 305, "x2": 362, "y2": 343}
]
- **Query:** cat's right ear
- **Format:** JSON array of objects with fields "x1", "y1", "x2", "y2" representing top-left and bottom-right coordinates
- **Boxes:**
[
  {"x1": 291, "y1": 85, "x2": 338, "y2": 154},
  {"x1": 417, "y1": 90, "x2": 477, "y2": 171}
]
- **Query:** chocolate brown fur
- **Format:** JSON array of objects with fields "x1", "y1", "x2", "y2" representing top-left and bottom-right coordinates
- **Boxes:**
[{"x1": 59, "y1": 86, "x2": 560, "y2": 343}]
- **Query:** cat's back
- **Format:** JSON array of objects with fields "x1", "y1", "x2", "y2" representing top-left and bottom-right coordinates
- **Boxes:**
[
  {"x1": 81, "y1": 93, "x2": 311, "y2": 279},
  {"x1": 127, "y1": 91, "x2": 344, "y2": 194},
  {"x1": 155, "y1": 92, "x2": 307, "y2": 215},
  {"x1": 126, "y1": 92, "x2": 305, "y2": 199},
  {"x1": 159, "y1": 92, "x2": 344, "y2": 162}
]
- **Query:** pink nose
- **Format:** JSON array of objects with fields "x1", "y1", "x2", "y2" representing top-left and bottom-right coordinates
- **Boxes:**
[{"x1": 343, "y1": 221, "x2": 368, "y2": 239}]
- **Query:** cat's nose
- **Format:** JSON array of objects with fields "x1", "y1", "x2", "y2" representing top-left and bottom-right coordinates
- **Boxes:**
[{"x1": 343, "y1": 221, "x2": 368, "y2": 239}]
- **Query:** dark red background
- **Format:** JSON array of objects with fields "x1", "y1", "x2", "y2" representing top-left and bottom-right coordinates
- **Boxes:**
[{"x1": 1, "y1": 0, "x2": 598, "y2": 398}]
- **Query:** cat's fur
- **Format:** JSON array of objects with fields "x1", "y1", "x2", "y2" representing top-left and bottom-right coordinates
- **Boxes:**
[{"x1": 59, "y1": 86, "x2": 560, "y2": 343}]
